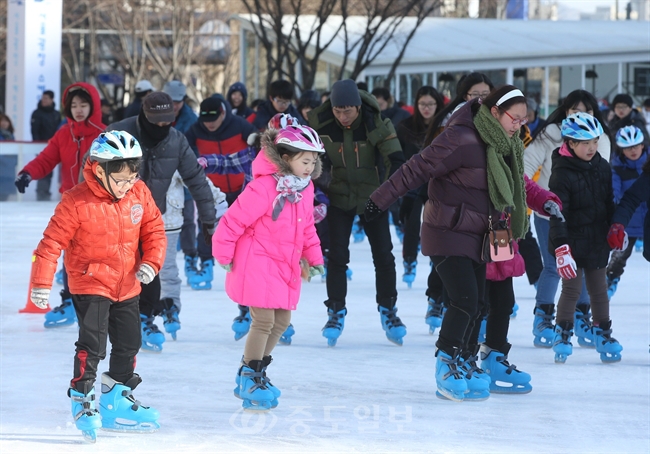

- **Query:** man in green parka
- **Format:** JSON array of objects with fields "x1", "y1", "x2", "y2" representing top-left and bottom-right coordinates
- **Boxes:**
[{"x1": 308, "y1": 79, "x2": 407, "y2": 346}]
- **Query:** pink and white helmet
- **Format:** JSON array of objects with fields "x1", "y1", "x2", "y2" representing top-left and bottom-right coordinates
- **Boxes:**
[
  {"x1": 267, "y1": 113, "x2": 300, "y2": 130},
  {"x1": 274, "y1": 125, "x2": 325, "y2": 154}
]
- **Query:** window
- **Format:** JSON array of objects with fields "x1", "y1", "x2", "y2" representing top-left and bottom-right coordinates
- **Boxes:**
[{"x1": 634, "y1": 67, "x2": 650, "y2": 97}]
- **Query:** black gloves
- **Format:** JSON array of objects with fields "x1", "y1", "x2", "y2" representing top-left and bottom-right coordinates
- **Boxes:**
[
  {"x1": 15, "y1": 172, "x2": 32, "y2": 193},
  {"x1": 202, "y1": 223, "x2": 216, "y2": 245},
  {"x1": 364, "y1": 198, "x2": 383, "y2": 223},
  {"x1": 398, "y1": 196, "x2": 415, "y2": 225}
]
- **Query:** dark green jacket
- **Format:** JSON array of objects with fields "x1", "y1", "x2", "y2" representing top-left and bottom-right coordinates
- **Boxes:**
[{"x1": 308, "y1": 90, "x2": 404, "y2": 214}]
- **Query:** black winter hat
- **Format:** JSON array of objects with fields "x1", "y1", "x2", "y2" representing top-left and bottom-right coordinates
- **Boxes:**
[
  {"x1": 199, "y1": 97, "x2": 224, "y2": 122},
  {"x1": 612, "y1": 94, "x2": 633, "y2": 108},
  {"x1": 330, "y1": 79, "x2": 361, "y2": 107}
]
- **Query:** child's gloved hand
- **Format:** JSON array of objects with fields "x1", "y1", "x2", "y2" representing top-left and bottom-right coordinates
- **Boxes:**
[
  {"x1": 220, "y1": 262, "x2": 232, "y2": 272},
  {"x1": 30, "y1": 287, "x2": 50, "y2": 309},
  {"x1": 14, "y1": 172, "x2": 32, "y2": 193},
  {"x1": 555, "y1": 245, "x2": 577, "y2": 280},
  {"x1": 309, "y1": 265, "x2": 325, "y2": 279},
  {"x1": 543, "y1": 200, "x2": 564, "y2": 222},
  {"x1": 197, "y1": 156, "x2": 208, "y2": 169},
  {"x1": 313, "y1": 204, "x2": 327, "y2": 224},
  {"x1": 136, "y1": 263, "x2": 156, "y2": 284},
  {"x1": 607, "y1": 223, "x2": 628, "y2": 251}
]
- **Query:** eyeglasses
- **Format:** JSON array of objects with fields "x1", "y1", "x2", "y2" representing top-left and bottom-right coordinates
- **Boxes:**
[
  {"x1": 467, "y1": 91, "x2": 491, "y2": 100},
  {"x1": 109, "y1": 174, "x2": 140, "y2": 188},
  {"x1": 418, "y1": 103, "x2": 437, "y2": 109},
  {"x1": 502, "y1": 109, "x2": 528, "y2": 126},
  {"x1": 273, "y1": 98, "x2": 291, "y2": 107}
]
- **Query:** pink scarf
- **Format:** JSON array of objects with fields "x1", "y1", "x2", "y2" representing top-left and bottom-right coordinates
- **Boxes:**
[{"x1": 271, "y1": 174, "x2": 311, "y2": 221}]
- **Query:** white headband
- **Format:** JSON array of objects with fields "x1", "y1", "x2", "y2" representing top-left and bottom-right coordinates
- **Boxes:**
[{"x1": 496, "y1": 89, "x2": 525, "y2": 106}]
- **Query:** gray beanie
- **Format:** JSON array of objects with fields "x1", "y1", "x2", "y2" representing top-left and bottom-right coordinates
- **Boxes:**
[{"x1": 330, "y1": 79, "x2": 361, "y2": 107}]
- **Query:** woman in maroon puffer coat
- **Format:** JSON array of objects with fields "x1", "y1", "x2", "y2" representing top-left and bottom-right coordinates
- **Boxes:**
[{"x1": 365, "y1": 85, "x2": 562, "y2": 402}]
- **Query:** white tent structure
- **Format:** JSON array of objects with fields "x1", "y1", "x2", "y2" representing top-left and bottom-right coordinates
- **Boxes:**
[{"x1": 235, "y1": 15, "x2": 649, "y2": 110}]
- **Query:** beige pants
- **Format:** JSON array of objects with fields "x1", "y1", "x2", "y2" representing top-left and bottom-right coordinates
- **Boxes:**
[
  {"x1": 557, "y1": 267, "x2": 609, "y2": 325},
  {"x1": 243, "y1": 307, "x2": 292, "y2": 363}
]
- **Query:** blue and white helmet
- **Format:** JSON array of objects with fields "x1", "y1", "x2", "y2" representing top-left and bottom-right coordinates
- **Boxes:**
[
  {"x1": 561, "y1": 112, "x2": 604, "y2": 141},
  {"x1": 90, "y1": 131, "x2": 142, "y2": 163},
  {"x1": 616, "y1": 125, "x2": 644, "y2": 148}
]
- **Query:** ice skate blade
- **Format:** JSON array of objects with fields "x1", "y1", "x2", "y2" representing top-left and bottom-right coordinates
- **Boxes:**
[
  {"x1": 463, "y1": 390, "x2": 490, "y2": 401},
  {"x1": 278, "y1": 337, "x2": 292, "y2": 345},
  {"x1": 235, "y1": 390, "x2": 278, "y2": 408},
  {"x1": 554, "y1": 354, "x2": 568, "y2": 363},
  {"x1": 600, "y1": 353, "x2": 622, "y2": 363},
  {"x1": 233, "y1": 331, "x2": 248, "y2": 341},
  {"x1": 489, "y1": 382, "x2": 533, "y2": 394},
  {"x1": 140, "y1": 343, "x2": 163, "y2": 353},
  {"x1": 242, "y1": 399, "x2": 273, "y2": 412},
  {"x1": 386, "y1": 336, "x2": 403, "y2": 346},
  {"x1": 101, "y1": 419, "x2": 160, "y2": 433},
  {"x1": 44, "y1": 319, "x2": 77, "y2": 328},
  {"x1": 326, "y1": 337, "x2": 337, "y2": 347},
  {"x1": 435, "y1": 390, "x2": 465, "y2": 402},
  {"x1": 190, "y1": 282, "x2": 212, "y2": 290},
  {"x1": 81, "y1": 429, "x2": 97, "y2": 443},
  {"x1": 533, "y1": 337, "x2": 553, "y2": 348}
]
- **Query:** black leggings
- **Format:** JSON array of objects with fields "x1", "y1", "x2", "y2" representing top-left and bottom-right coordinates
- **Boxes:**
[
  {"x1": 431, "y1": 256, "x2": 486, "y2": 354},
  {"x1": 71, "y1": 295, "x2": 141, "y2": 393},
  {"x1": 466, "y1": 278, "x2": 515, "y2": 351}
]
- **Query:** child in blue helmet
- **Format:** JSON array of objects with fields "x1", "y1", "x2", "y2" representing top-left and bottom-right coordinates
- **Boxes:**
[
  {"x1": 605, "y1": 125, "x2": 648, "y2": 297},
  {"x1": 548, "y1": 112, "x2": 622, "y2": 364}
]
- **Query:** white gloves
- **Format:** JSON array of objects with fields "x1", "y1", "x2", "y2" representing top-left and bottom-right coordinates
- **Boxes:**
[
  {"x1": 30, "y1": 288, "x2": 51, "y2": 309},
  {"x1": 136, "y1": 263, "x2": 156, "y2": 285},
  {"x1": 543, "y1": 200, "x2": 565, "y2": 222}
]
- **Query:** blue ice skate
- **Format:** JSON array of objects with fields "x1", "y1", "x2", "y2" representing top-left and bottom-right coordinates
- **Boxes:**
[
  {"x1": 425, "y1": 298, "x2": 445, "y2": 335},
  {"x1": 160, "y1": 298, "x2": 181, "y2": 340},
  {"x1": 352, "y1": 216, "x2": 365, "y2": 243},
  {"x1": 184, "y1": 255, "x2": 199, "y2": 285},
  {"x1": 346, "y1": 267, "x2": 353, "y2": 281},
  {"x1": 236, "y1": 360, "x2": 275, "y2": 411},
  {"x1": 322, "y1": 308, "x2": 346, "y2": 347},
  {"x1": 532, "y1": 306, "x2": 555, "y2": 348},
  {"x1": 593, "y1": 321, "x2": 622, "y2": 363},
  {"x1": 99, "y1": 373, "x2": 159, "y2": 432},
  {"x1": 435, "y1": 350, "x2": 467, "y2": 402},
  {"x1": 402, "y1": 260, "x2": 416, "y2": 288},
  {"x1": 379, "y1": 306, "x2": 407, "y2": 346},
  {"x1": 552, "y1": 322, "x2": 573, "y2": 364},
  {"x1": 232, "y1": 307, "x2": 251, "y2": 341},
  {"x1": 44, "y1": 294, "x2": 77, "y2": 328},
  {"x1": 279, "y1": 323, "x2": 295, "y2": 345},
  {"x1": 606, "y1": 277, "x2": 619, "y2": 300},
  {"x1": 395, "y1": 225, "x2": 404, "y2": 244},
  {"x1": 55, "y1": 269, "x2": 64, "y2": 285},
  {"x1": 511, "y1": 302, "x2": 519, "y2": 318},
  {"x1": 69, "y1": 388, "x2": 101, "y2": 443},
  {"x1": 189, "y1": 258, "x2": 213, "y2": 290},
  {"x1": 480, "y1": 344, "x2": 532, "y2": 394},
  {"x1": 478, "y1": 317, "x2": 487, "y2": 344},
  {"x1": 459, "y1": 350, "x2": 491, "y2": 401},
  {"x1": 234, "y1": 356, "x2": 279, "y2": 408},
  {"x1": 140, "y1": 314, "x2": 165, "y2": 352},
  {"x1": 574, "y1": 308, "x2": 595, "y2": 348},
  {"x1": 635, "y1": 239, "x2": 643, "y2": 252}
]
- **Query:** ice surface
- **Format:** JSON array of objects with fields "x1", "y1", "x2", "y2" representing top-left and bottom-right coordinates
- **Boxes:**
[{"x1": 1, "y1": 202, "x2": 649, "y2": 453}]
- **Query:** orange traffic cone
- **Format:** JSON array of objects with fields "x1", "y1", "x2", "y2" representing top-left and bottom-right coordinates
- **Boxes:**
[{"x1": 19, "y1": 251, "x2": 51, "y2": 313}]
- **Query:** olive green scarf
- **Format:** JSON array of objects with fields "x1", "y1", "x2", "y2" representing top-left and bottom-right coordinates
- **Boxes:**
[{"x1": 473, "y1": 104, "x2": 528, "y2": 239}]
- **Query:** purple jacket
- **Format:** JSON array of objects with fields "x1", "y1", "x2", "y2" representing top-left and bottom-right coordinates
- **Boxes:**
[{"x1": 371, "y1": 101, "x2": 497, "y2": 263}]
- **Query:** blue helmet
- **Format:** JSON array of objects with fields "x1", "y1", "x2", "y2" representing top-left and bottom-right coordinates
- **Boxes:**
[
  {"x1": 90, "y1": 131, "x2": 142, "y2": 163},
  {"x1": 561, "y1": 112, "x2": 604, "y2": 141},
  {"x1": 616, "y1": 125, "x2": 644, "y2": 148}
]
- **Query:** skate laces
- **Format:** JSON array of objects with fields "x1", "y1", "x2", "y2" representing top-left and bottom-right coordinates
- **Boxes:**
[
  {"x1": 162, "y1": 305, "x2": 180, "y2": 324},
  {"x1": 439, "y1": 355, "x2": 464, "y2": 380},
  {"x1": 142, "y1": 316, "x2": 162, "y2": 335},
  {"x1": 233, "y1": 310, "x2": 251, "y2": 323},
  {"x1": 381, "y1": 308, "x2": 405, "y2": 328},
  {"x1": 241, "y1": 367, "x2": 269, "y2": 392},
  {"x1": 71, "y1": 393, "x2": 98, "y2": 420},
  {"x1": 495, "y1": 354, "x2": 519, "y2": 375},
  {"x1": 119, "y1": 388, "x2": 144, "y2": 411},
  {"x1": 596, "y1": 327, "x2": 618, "y2": 344},
  {"x1": 324, "y1": 311, "x2": 344, "y2": 329},
  {"x1": 52, "y1": 300, "x2": 73, "y2": 314},
  {"x1": 461, "y1": 355, "x2": 485, "y2": 379},
  {"x1": 426, "y1": 301, "x2": 444, "y2": 318},
  {"x1": 536, "y1": 311, "x2": 554, "y2": 331}
]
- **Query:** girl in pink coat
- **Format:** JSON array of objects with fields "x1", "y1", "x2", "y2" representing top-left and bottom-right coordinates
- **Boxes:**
[{"x1": 213, "y1": 125, "x2": 325, "y2": 411}]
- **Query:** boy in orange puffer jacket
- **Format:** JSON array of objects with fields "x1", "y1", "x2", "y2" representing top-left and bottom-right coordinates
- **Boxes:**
[{"x1": 30, "y1": 131, "x2": 166, "y2": 442}]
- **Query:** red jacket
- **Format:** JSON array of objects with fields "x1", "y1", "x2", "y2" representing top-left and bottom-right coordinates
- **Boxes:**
[
  {"x1": 31, "y1": 160, "x2": 166, "y2": 302},
  {"x1": 22, "y1": 82, "x2": 105, "y2": 193}
]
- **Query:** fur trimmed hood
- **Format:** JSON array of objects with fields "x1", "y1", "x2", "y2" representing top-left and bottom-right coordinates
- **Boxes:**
[{"x1": 258, "y1": 128, "x2": 323, "y2": 180}]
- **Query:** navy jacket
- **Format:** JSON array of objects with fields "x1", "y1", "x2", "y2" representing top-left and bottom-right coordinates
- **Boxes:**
[
  {"x1": 611, "y1": 150, "x2": 648, "y2": 238},
  {"x1": 252, "y1": 100, "x2": 303, "y2": 130},
  {"x1": 173, "y1": 103, "x2": 198, "y2": 134}
]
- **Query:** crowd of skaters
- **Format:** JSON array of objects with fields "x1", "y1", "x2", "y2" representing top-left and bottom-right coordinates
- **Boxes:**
[{"x1": 10, "y1": 71, "x2": 650, "y2": 434}]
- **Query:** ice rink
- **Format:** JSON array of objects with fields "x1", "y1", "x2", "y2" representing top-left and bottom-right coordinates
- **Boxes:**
[{"x1": 1, "y1": 201, "x2": 649, "y2": 453}]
